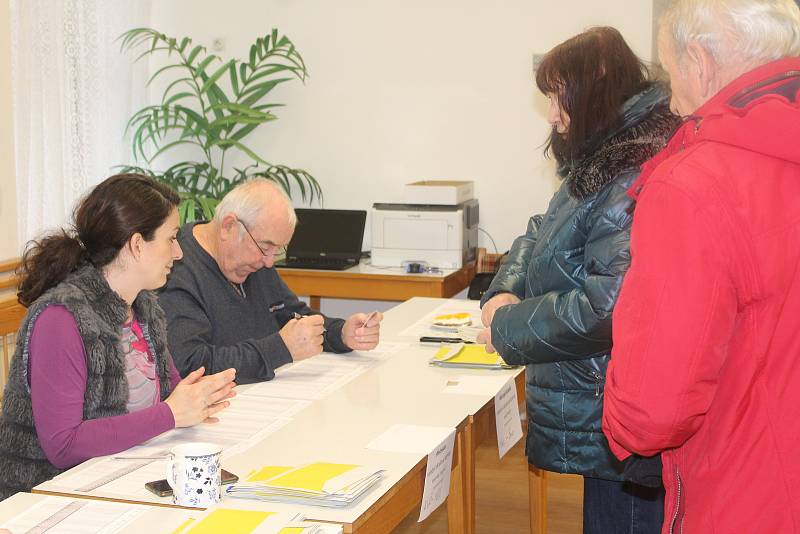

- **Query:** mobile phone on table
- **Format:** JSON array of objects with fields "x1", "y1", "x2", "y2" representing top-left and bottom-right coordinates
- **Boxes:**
[{"x1": 145, "y1": 469, "x2": 239, "y2": 497}]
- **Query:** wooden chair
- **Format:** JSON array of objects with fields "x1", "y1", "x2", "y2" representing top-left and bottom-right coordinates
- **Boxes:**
[
  {"x1": 0, "y1": 258, "x2": 23, "y2": 400},
  {"x1": 475, "y1": 247, "x2": 505, "y2": 274}
]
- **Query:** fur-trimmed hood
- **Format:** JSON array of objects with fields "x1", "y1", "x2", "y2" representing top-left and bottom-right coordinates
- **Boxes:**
[{"x1": 562, "y1": 83, "x2": 680, "y2": 199}]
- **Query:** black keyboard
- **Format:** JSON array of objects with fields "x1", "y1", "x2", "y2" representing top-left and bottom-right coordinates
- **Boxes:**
[{"x1": 276, "y1": 257, "x2": 358, "y2": 271}]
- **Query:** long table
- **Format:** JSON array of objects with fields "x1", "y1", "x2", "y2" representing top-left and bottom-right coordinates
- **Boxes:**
[{"x1": 32, "y1": 297, "x2": 525, "y2": 533}]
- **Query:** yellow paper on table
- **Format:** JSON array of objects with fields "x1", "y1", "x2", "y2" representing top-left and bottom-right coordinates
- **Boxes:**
[
  {"x1": 266, "y1": 462, "x2": 359, "y2": 492},
  {"x1": 247, "y1": 465, "x2": 294, "y2": 482},
  {"x1": 172, "y1": 518, "x2": 195, "y2": 534},
  {"x1": 433, "y1": 344, "x2": 504, "y2": 365},
  {"x1": 172, "y1": 509, "x2": 275, "y2": 534}
]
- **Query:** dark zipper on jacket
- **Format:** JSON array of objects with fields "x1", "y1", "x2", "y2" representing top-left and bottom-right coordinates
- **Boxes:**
[
  {"x1": 669, "y1": 465, "x2": 683, "y2": 534},
  {"x1": 591, "y1": 371, "x2": 602, "y2": 397}
]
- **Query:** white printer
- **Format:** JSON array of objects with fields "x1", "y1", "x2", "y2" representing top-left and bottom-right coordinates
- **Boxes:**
[{"x1": 370, "y1": 199, "x2": 479, "y2": 269}]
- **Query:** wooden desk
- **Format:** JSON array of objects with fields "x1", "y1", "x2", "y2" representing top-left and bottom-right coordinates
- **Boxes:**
[{"x1": 277, "y1": 262, "x2": 475, "y2": 309}]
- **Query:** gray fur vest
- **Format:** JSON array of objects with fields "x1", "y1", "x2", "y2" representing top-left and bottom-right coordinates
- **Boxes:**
[{"x1": 0, "y1": 265, "x2": 173, "y2": 500}]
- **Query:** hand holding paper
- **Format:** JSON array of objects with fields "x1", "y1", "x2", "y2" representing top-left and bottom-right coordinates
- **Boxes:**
[{"x1": 342, "y1": 311, "x2": 382, "y2": 351}]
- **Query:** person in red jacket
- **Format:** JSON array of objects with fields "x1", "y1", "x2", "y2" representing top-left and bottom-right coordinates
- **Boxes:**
[{"x1": 602, "y1": 0, "x2": 800, "y2": 532}]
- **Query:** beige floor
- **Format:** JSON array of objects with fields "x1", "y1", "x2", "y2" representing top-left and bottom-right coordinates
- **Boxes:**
[{"x1": 393, "y1": 437, "x2": 583, "y2": 533}]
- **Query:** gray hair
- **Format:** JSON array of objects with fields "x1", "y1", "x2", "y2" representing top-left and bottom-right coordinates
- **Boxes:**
[
  {"x1": 213, "y1": 179, "x2": 297, "y2": 237},
  {"x1": 661, "y1": 0, "x2": 800, "y2": 69}
]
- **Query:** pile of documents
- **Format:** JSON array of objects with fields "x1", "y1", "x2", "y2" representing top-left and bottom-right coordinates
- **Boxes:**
[
  {"x1": 429, "y1": 343, "x2": 516, "y2": 370},
  {"x1": 226, "y1": 462, "x2": 385, "y2": 508}
]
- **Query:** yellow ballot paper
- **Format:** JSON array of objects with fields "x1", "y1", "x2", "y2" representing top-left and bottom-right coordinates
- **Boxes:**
[
  {"x1": 430, "y1": 343, "x2": 515, "y2": 370},
  {"x1": 172, "y1": 509, "x2": 275, "y2": 534},
  {"x1": 227, "y1": 462, "x2": 385, "y2": 507},
  {"x1": 266, "y1": 463, "x2": 359, "y2": 492},
  {"x1": 430, "y1": 343, "x2": 512, "y2": 369},
  {"x1": 172, "y1": 510, "x2": 339, "y2": 534},
  {"x1": 247, "y1": 465, "x2": 295, "y2": 482}
]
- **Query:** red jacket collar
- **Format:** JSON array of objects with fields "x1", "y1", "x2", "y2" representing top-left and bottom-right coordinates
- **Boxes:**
[
  {"x1": 628, "y1": 57, "x2": 800, "y2": 200},
  {"x1": 692, "y1": 56, "x2": 800, "y2": 119}
]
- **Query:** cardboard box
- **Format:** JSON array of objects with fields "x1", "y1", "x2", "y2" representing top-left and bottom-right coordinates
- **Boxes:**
[{"x1": 404, "y1": 180, "x2": 474, "y2": 205}]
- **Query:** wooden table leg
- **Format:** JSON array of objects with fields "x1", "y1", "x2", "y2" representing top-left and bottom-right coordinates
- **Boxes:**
[
  {"x1": 528, "y1": 464, "x2": 547, "y2": 534},
  {"x1": 447, "y1": 428, "x2": 467, "y2": 534},
  {"x1": 464, "y1": 417, "x2": 476, "y2": 534},
  {"x1": 309, "y1": 295, "x2": 321, "y2": 310}
]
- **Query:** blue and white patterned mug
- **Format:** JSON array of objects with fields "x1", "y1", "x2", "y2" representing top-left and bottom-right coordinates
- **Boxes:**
[{"x1": 165, "y1": 442, "x2": 222, "y2": 507}]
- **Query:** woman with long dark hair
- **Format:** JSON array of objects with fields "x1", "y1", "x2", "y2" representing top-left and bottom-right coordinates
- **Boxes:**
[
  {"x1": 0, "y1": 174, "x2": 236, "y2": 500},
  {"x1": 478, "y1": 27, "x2": 679, "y2": 532}
]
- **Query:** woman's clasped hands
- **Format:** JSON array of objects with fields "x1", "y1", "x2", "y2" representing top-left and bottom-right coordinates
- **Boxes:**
[{"x1": 164, "y1": 367, "x2": 237, "y2": 427}]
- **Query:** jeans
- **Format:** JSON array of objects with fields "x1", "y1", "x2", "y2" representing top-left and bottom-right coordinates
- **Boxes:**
[{"x1": 583, "y1": 477, "x2": 665, "y2": 534}]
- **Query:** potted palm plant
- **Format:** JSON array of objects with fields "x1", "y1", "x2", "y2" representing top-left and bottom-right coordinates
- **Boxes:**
[{"x1": 118, "y1": 27, "x2": 321, "y2": 222}]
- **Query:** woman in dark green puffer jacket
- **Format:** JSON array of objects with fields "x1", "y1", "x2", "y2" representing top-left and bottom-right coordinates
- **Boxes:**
[{"x1": 478, "y1": 27, "x2": 679, "y2": 534}]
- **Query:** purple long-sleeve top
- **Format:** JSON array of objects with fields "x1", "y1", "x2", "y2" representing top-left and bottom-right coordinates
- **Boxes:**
[{"x1": 28, "y1": 305, "x2": 181, "y2": 468}]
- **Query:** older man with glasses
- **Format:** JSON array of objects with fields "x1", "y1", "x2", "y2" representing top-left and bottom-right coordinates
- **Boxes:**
[{"x1": 160, "y1": 179, "x2": 383, "y2": 384}]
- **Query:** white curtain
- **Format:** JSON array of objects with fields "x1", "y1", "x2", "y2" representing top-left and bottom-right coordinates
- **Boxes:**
[{"x1": 10, "y1": 0, "x2": 150, "y2": 244}]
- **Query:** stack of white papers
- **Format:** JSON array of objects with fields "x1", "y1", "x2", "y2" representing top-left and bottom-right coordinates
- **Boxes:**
[
  {"x1": 227, "y1": 462, "x2": 385, "y2": 508},
  {"x1": 112, "y1": 394, "x2": 305, "y2": 458},
  {"x1": 429, "y1": 343, "x2": 516, "y2": 370},
  {"x1": 245, "y1": 354, "x2": 382, "y2": 401}
]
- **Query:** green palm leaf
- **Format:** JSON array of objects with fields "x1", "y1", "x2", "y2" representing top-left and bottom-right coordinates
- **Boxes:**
[{"x1": 118, "y1": 26, "x2": 322, "y2": 224}]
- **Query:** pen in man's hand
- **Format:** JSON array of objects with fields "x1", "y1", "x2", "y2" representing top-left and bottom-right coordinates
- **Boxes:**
[
  {"x1": 293, "y1": 311, "x2": 326, "y2": 333},
  {"x1": 362, "y1": 310, "x2": 378, "y2": 328}
]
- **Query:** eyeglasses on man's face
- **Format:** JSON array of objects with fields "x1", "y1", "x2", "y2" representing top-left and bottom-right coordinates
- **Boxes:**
[{"x1": 237, "y1": 219, "x2": 287, "y2": 257}]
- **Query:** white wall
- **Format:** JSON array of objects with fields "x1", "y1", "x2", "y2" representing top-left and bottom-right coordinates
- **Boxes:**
[
  {"x1": 149, "y1": 1, "x2": 654, "y2": 253},
  {"x1": 0, "y1": 1, "x2": 655, "y2": 305},
  {"x1": 653, "y1": 0, "x2": 671, "y2": 61},
  {"x1": 0, "y1": 1, "x2": 19, "y2": 260}
]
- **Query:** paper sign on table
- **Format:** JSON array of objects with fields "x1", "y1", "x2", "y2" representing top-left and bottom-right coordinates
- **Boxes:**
[
  {"x1": 494, "y1": 377, "x2": 524, "y2": 458},
  {"x1": 442, "y1": 374, "x2": 512, "y2": 397},
  {"x1": 418, "y1": 429, "x2": 456, "y2": 522}
]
